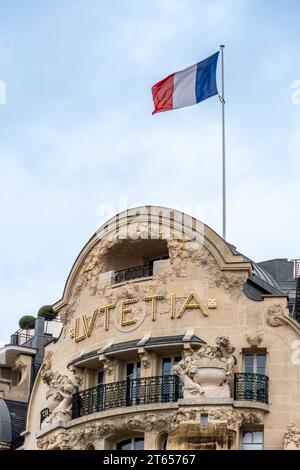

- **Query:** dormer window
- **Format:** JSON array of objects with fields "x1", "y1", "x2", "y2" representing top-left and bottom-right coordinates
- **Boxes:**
[{"x1": 104, "y1": 239, "x2": 169, "y2": 284}]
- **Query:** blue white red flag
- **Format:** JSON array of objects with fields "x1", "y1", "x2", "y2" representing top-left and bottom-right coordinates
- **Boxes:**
[{"x1": 151, "y1": 52, "x2": 219, "y2": 115}]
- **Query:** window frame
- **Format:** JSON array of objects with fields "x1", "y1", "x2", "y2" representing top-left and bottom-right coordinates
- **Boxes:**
[{"x1": 240, "y1": 428, "x2": 264, "y2": 450}]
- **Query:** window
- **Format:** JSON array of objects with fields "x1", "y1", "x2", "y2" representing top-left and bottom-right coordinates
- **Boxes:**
[
  {"x1": 89, "y1": 369, "x2": 105, "y2": 412},
  {"x1": 156, "y1": 432, "x2": 169, "y2": 450},
  {"x1": 161, "y1": 356, "x2": 181, "y2": 376},
  {"x1": 161, "y1": 356, "x2": 181, "y2": 402},
  {"x1": 244, "y1": 353, "x2": 266, "y2": 375},
  {"x1": 85, "y1": 443, "x2": 95, "y2": 450},
  {"x1": 116, "y1": 437, "x2": 144, "y2": 450},
  {"x1": 241, "y1": 430, "x2": 263, "y2": 450},
  {"x1": 125, "y1": 362, "x2": 141, "y2": 406},
  {"x1": 201, "y1": 414, "x2": 209, "y2": 426},
  {"x1": 98, "y1": 370, "x2": 104, "y2": 385}
]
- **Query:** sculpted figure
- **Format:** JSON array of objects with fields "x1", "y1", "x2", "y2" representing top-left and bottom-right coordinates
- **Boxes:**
[
  {"x1": 173, "y1": 362, "x2": 204, "y2": 395},
  {"x1": 43, "y1": 382, "x2": 74, "y2": 425},
  {"x1": 214, "y1": 336, "x2": 236, "y2": 383}
]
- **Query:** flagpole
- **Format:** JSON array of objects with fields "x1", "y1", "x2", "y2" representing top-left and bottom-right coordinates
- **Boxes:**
[{"x1": 220, "y1": 44, "x2": 226, "y2": 240}]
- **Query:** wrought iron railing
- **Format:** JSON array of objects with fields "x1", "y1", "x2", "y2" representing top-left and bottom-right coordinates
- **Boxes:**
[
  {"x1": 40, "y1": 407, "x2": 51, "y2": 426},
  {"x1": 234, "y1": 373, "x2": 269, "y2": 404},
  {"x1": 72, "y1": 375, "x2": 182, "y2": 419},
  {"x1": 115, "y1": 264, "x2": 153, "y2": 284}
]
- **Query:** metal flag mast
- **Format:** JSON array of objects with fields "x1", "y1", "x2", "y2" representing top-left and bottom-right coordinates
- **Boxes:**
[{"x1": 219, "y1": 44, "x2": 226, "y2": 240}]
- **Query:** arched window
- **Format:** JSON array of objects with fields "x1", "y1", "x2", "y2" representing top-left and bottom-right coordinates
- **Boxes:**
[
  {"x1": 116, "y1": 437, "x2": 144, "y2": 450},
  {"x1": 156, "y1": 432, "x2": 168, "y2": 450},
  {"x1": 85, "y1": 443, "x2": 95, "y2": 450}
]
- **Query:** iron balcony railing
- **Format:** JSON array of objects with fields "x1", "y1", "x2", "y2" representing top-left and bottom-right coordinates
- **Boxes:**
[
  {"x1": 72, "y1": 375, "x2": 182, "y2": 419},
  {"x1": 234, "y1": 373, "x2": 269, "y2": 404},
  {"x1": 115, "y1": 264, "x2": 153, "y2": 284}
]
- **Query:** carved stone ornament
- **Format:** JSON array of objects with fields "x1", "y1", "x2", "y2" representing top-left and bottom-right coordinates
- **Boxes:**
[
  {"x1": 139, "y1": 351, "x2": 153, "y2": 369},
  {"x1": 99, "y1": 357, "x2": 116, "y2": 376},
  {"x1": 122, "y1": 413, "x2": 170, "y2": 432},
  {"x1": 283, "y1": 423, "x2": 300, "y2": 450},
  {"x1": 37, "y1": 421, "x2": 115, "y2": 450},
  {"x1": 215, "y1": 272, "x2": 248, "y2": 302},
  {"x1": 59, "y1": 230, "x2": 231, "y2": 329},
  {"x1": 173, "y1": 336, "x2": 236, "y2": 399},
  {"x1": 245, "y1": 331, "x2": 263, "y2": 347},
  {"x1": 40, "y1": 352, "x2": 76, "y2": 428},
  {"x1": 265, "y1": 304, "x2": 287, "y2": 327},
  {"x1": 67, "y1": 364, "x2": 84, "y2": 386}
]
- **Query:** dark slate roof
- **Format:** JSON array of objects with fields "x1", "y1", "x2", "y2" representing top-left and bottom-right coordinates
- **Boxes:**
[
  {"x1": 5, "y1": 400, "x2": 27, "y2": 449},
  {"x1": 227, "y1": 243, "x2": 285, "y2": 300},
  {"x1": 68, "y1": 335, "x2": 206, "y2": 365}
]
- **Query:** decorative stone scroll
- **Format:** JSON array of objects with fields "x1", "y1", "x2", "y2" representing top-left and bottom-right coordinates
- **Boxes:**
[{"x1": 265, "y1": 304, "x2": 287, "y2": 327}]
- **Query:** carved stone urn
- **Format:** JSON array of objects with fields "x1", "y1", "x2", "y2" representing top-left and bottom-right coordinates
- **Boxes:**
[
  {"x1": 193, "y1": 359, "x2": 229, "y2": 398},
  {"x1": 173, "y1": 336, "x2": 236, "y2": 400}
]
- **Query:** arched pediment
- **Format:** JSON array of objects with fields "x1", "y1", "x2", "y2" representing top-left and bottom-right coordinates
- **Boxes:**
[{"x1": 54, "y1": 206, "x2": 252, "y2": 312}]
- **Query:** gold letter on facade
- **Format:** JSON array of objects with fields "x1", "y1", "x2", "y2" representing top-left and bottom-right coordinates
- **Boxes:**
[
  {"x1": 82, "y1": 309, "x2": 98, "y2": 337},
  {"x1": 121, "y1": 299, "x2": 138, "y2": 326},
  {"x1": 144, "y1": 295, "x2": 165, "y2": 321},
  {"x1": 177, "y1": 291, "x2": 208, "y2": 318},
  {"x1": 99, "y1": 304, "x2": 115, "y2": 331},
  {"x1": 170, "y1": 293, "x2": 176, "y2": 319},
  {"x1": 69, "y1": 317, "x2": 86, "y2": 342}
]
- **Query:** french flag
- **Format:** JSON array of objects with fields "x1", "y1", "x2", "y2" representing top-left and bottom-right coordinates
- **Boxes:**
[{"x1": 151, "y1": 52, "x2": 219, "y2": 115}]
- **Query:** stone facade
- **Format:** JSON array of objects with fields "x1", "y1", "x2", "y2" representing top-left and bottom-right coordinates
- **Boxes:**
[{"x1": 21, "y1": 206, "x2": 300, "y2": 450}]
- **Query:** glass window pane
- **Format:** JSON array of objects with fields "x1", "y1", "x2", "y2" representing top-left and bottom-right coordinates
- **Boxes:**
[
  {"x1": 253, "y1": 431, "x2": 263, "y2": 444},
  {"x1": 174, "y1": 356, "x2": 181, "y2": 364},
  {"x1": 243, "y1": 444, "x2": 263, "y2": 450},
  {"x1": 117, "y1": 439, "x2": 132, "y2": 450},
  {"x1": 136, "y1": 362, "x2": 141, "y2": 379},
  {"x1": 256, "y1": 354, "x2": 266, "y2": 375},
  {"x1": 134, "y1": 437, "x2": 144, "y2": 450},
  {"x1": 126, "y1": 363, "x2": 134, "y2": 379},
  {"x1": 98, "y1": 371, "x2": 104, "y2": 385},
  {"x1": 162, "y1": 358, "x2": 171, "y2": 376},
  {"x1": 242, "y1": 431, "x2": 253, "y2": 444},
  {"x1": 244, "y1": 354, "x2": 254, "y2": 373}
]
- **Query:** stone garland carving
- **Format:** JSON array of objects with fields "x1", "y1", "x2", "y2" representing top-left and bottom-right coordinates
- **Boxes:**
[
  {"x1": 173, "y1": 336, "x2": 236, "y2": 399},
  {"x1": 265, "y1": 304, "x2": 287, "y2": 327},
  {"x1": 123, "y1": 414, "x2": 171, "y2": 433},
  {"x1": 283, "y1": 423, "x2": 300, "y2": 450},
  {"x1": 37, "y1": 421, "x2": 115, "y2": 450},
  {"x1": 40, "y1": 352, "x2": 76, "y2": 427},
  {"x1": 169, "y1": 408, "x2": 264, "y2": 433},
  {"x1": 214, "y1": 272, "x2": 248, "y2": 302}
]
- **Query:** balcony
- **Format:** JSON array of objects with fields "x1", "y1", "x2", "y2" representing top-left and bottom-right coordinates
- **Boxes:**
[
  {"x1": 72, "y1": 375, "x2": 182, "y2": 419},
  {"x1": 234, "y1": 373, "x2": 269, "y2": 404},
  {"x1": 114, "y1": 264, "x2": 153, "y2": 284},
  {"x1": 69, "y1": 372, "x2": 269, "y2": 421}
]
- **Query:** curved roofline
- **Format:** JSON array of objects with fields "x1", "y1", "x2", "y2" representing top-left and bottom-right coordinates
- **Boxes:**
[{"x1": 53, "y1": 205, "x2": 252, "y2": 310}]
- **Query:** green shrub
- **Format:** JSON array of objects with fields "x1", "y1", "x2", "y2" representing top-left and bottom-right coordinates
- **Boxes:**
[
  {"x1": 37, "y1": 305, "x2": 57, "y2": 321},
  {"x1": 19, "y1": 315, "x2": 36, "y2": 329}
]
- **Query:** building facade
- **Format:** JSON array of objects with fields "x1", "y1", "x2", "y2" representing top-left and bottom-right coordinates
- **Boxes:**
[
  {"x1": 0, "y1": 317, "x2": 62, "y2": 449},
  {"x1": 20, "y1": 206, "x2": 300, "y2": 450}
]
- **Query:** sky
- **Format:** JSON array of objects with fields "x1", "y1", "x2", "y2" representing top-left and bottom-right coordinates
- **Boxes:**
[{"x1": 0, "y1": 0, "x2": 300, "y2": 344}]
